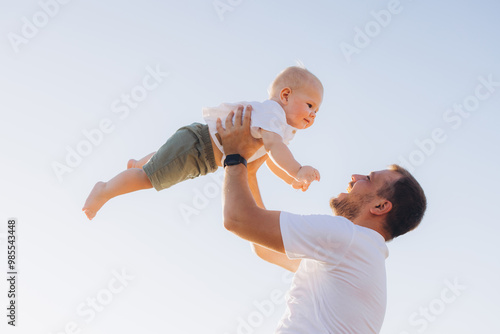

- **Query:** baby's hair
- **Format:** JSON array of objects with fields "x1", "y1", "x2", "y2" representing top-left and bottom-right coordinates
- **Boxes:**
[{"x1": 268, "y1": 66, "x2": 323, "y2": 98}]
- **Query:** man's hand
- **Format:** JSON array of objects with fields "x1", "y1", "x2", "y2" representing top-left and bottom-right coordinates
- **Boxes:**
[{"x1": 216, "y1": 105, "x2": 263, "y2": 161}]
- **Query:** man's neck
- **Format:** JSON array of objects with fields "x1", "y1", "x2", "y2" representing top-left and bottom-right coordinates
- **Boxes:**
[{"x1": 351, "y1": 218, "x2": 390, "y2": 241}]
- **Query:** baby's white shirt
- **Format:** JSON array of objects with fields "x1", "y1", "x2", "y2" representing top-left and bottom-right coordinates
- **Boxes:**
[{"x1": 202, "y1": 100, "x2": 298, "y2": 163}]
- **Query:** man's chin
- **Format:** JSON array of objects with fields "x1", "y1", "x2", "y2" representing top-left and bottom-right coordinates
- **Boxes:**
[
  {"x1": 329, "y1": 195, "x2": 344, "y2": 211},
  {"x1": 330, "y1": 194, "x2": 360, "y2": 221}
]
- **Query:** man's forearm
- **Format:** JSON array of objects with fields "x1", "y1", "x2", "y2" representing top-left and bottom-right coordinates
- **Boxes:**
[
  {"x1": 223, "y1": 164, "x2": 284, "y2": 253},
  {"x1": 223, "y1": 165, "x2": 258, "y2": 224},
  {"x1": 218, "y1": 106, "x2": 284, "y2": 253}
]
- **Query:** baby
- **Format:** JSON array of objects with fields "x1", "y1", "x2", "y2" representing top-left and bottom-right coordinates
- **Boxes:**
[{"x1": 83, "y1": 66, "x2": 323, "y2": 220}]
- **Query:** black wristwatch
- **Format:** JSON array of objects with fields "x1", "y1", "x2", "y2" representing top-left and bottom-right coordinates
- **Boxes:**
[{"x1": 223, "y1": 154, "x2": 247, "y2": 168}]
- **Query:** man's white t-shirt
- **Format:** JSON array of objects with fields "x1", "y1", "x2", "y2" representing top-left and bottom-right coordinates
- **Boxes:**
[
  {"x1": 277, "y1": 211, "x2": 389, "y2": 334},
  {"x1": 202, "y1": 100, "x2": 297, "y2": 163}
]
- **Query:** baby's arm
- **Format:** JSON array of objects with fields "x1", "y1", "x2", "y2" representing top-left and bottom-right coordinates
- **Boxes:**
[
  {"x1": 266, "y1": 159, "x2": 312, "y2": 192},
  {"x1": 266, "y1": 158, "x2": 294, "y2": 184},
  {"x1": 261, "y1": 130, "x2": 320, "y2": 185}
]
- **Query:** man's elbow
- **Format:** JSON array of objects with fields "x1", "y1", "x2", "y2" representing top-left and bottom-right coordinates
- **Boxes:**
[
  {"x1": 223, "y1": 217, "x2": 235, "y2": 232},
  {"x1": 224, "y1": 204, "x2": 259, "y2": 232},
  {"x1": 223, "y1": 210, "x2": 240, "y2": 232}
]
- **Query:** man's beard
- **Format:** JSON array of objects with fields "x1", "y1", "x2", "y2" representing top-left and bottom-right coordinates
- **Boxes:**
[{"x1": 330, "y1": 193, "x2": 374, "y2": 221}]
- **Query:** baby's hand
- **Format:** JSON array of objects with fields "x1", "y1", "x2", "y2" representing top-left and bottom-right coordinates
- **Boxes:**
[
  {"x1": 295, "y1": 166, "x2": 320, "y2": 184},
  {"x1": 291, "y1": 179, "x2": 311, "y2": 192}
]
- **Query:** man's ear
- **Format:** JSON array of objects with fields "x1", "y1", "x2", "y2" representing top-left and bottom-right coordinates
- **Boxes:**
[
  {"x1": 280, "y1": 87, "x2": 291, "y2": 105},
  {"x1": 369, "y1": 199, "x2": 393, "y2": 216}
]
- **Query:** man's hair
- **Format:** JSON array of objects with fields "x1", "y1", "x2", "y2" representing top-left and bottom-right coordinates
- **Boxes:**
[
  {"x1": 377, "y1": 164, "x2": 427, "y2": 240},
  {"x1": 268, "y1": 66, "x2": 323, "y2": 98}
]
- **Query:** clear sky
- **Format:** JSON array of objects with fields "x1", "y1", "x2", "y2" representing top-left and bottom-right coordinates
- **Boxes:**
[{"x1": 1, "y1": 0, "x2": 499, "y2": 333}]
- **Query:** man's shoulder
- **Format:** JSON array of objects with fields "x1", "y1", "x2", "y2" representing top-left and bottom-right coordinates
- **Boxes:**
[{"x1": 281, "y1": 211, "x2": 354, "y2": 227}]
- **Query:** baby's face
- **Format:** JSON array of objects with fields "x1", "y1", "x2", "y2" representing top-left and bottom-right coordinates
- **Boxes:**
[{"x1": 283, "y1": 82, "x2": 323, "y2": 129}]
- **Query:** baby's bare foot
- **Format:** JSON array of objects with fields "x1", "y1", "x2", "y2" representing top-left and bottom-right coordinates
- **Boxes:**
[
  {"x1": 127, "y1": 159, "x2": 138, "y2": 169},
  {"x1": 82, "y1": 182, "x2": 109, "y2": 220}
]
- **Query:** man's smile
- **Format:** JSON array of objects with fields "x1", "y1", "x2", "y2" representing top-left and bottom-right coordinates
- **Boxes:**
[{"x1": 347, "y1": 181, "x2": 355, "y2": 193}]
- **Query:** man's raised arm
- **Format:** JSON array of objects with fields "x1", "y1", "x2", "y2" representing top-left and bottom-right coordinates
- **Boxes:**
[{"x1": 216, "y1": 106, "x2": 285, "y2": 254}]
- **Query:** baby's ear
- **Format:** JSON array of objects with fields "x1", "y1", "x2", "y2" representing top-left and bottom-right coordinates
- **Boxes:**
[{"x1": 280, "y1": 87, "x2": 291, "y2": 104}]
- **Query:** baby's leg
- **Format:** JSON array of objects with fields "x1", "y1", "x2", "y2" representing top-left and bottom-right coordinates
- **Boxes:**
[
  {"x1": 127, "y1": 152, "x2": 156, "y2": 169},
  {"x1": 82, "y1": 168, "x2": 152, "y2": 220}
]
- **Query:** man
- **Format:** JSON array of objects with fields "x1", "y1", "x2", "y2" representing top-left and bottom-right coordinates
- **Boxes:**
[{"x1": 216, "y1": 106, "x2": 427, "y2": 333}]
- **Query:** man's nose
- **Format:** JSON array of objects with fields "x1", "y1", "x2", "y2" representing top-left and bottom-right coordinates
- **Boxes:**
[{"x1": 351, "y1": 174, "x2": 365, "y2": 181}]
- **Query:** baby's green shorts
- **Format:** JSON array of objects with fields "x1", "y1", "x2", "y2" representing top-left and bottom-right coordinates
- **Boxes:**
[{"x1": 143, "y1": 123, "x2": 218, "y2": 191}]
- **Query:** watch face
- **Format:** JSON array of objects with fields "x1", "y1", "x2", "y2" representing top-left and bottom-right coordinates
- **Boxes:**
[
  {"x1": 225, "y1": 155, "x2": 241, "y2": 165},
  {"x1": 224, "y1": 154, "x2": 246, "y2": 167}
]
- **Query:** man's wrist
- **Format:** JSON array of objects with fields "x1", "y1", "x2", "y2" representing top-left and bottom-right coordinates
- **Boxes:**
[{"x1": 224, "y1": 162, "x2": 248, "y2": 176}]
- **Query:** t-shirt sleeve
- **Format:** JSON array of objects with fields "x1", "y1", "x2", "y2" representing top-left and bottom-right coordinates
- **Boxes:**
[
  {"x1": 280, "y1": 211, "x2": 355, "y2": 265},
  {"x1": 249, "y1": 102, "x2": 288, "y2": 140}
]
